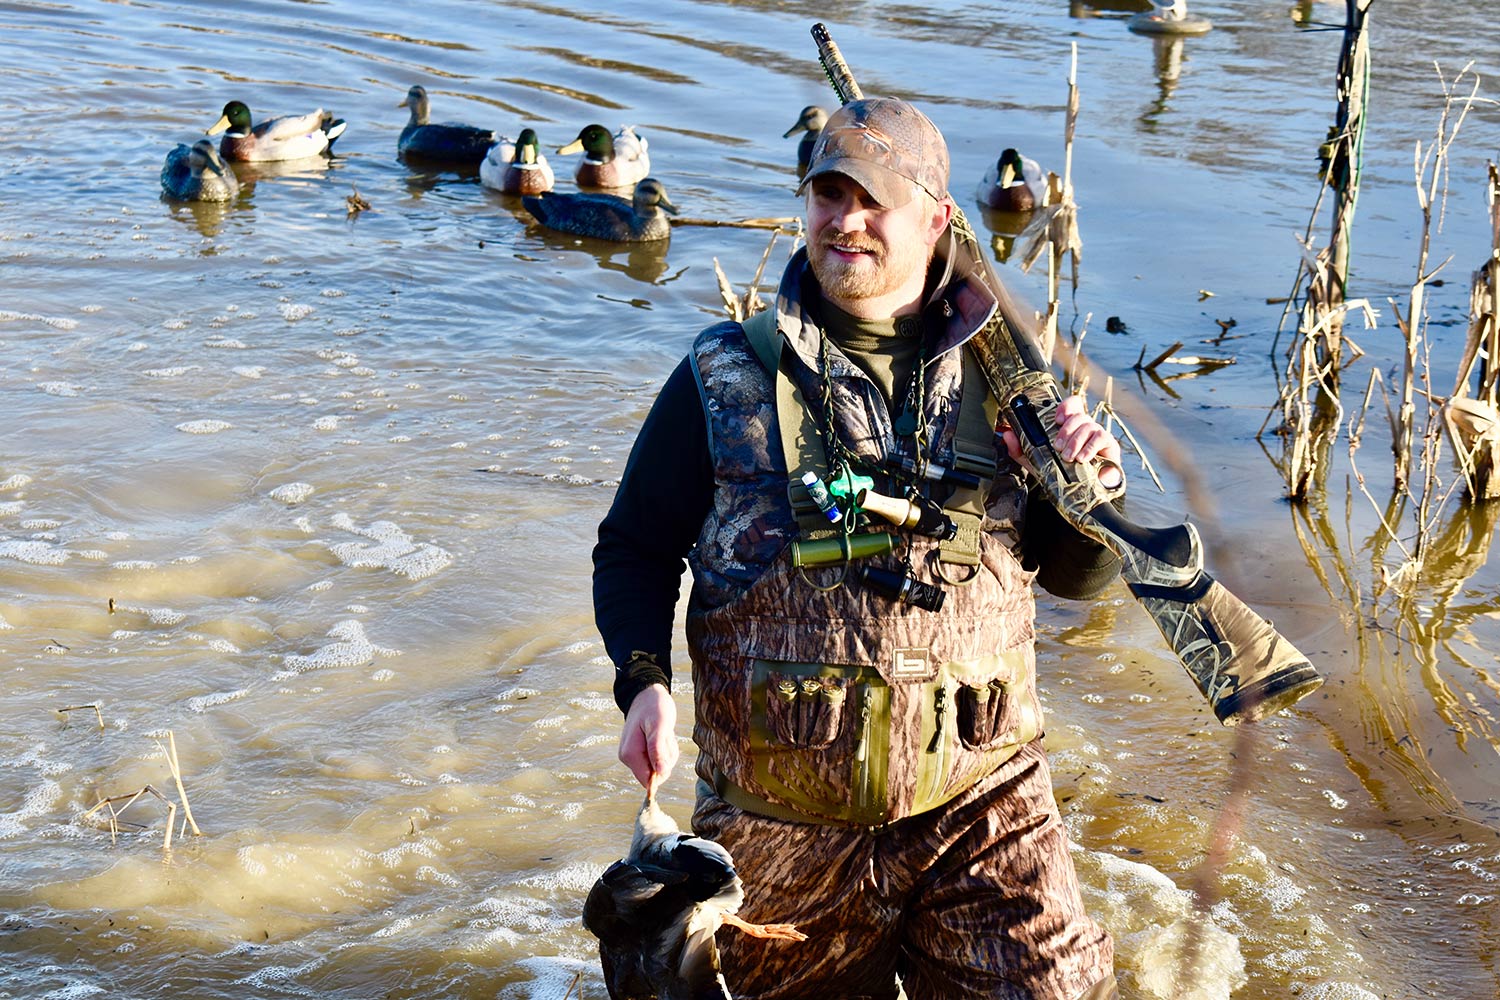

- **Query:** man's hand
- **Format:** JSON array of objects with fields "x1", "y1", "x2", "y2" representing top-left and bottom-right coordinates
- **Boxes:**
[
  {"x1": 1000, "y1": 393, "x2": 1122, "y2": 471},
  {"x1": 618, "y1": 684, "x2": 678, "y2": 790}
]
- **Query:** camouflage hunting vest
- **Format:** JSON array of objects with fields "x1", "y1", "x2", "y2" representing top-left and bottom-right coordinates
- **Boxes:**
[{"x1": 685, "y1": 308, "x2": 1045, "y2": 827}]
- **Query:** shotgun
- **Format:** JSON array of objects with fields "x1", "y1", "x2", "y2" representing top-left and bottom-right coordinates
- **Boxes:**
[{"x1": 809, "y1": 23, "x2": 1323, "y2": 724}]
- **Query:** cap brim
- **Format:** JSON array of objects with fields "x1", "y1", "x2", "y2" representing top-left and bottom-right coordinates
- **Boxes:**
[{"x1": 795, "y1": 156, "x2": 918, "y2": 209}]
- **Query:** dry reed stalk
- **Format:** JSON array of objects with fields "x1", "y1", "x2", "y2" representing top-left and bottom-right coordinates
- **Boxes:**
[
  {"x1": 82, "y1": 785, "x2": 178, "y2": 851},
  {"x1": 163, "y1": 731, "x2": 202, "y2": 837},
  {"x1": 58, "y1": 704, "x2": 105, "y2": 730},
  {"x1": 1445, "y1": 162, "x2": 1500, "y2": 498},
  {"x1": 1018, "y1": 43, "x2": 1083, "y2": 362},
  {"x1": 671, "y1": 216, "x2": 800, "y2": 230},
  {"x1": 712, "y1": 223, "x2": 802, "y2": 322},
  {"x1": 561, "y1": 971, "x2": 583, "y2": 1000}
]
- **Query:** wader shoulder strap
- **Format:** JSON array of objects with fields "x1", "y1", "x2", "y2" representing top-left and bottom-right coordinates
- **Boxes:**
[
  {"x1": 741, "y1": 310, "x2": 836, "y2": 536},
  {"x1": 938, "y1": 347, "x2": 1002, "y2": 567}
]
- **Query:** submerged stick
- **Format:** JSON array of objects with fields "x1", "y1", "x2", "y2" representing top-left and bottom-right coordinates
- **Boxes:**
[
  {"x1": 59, "y1": 704, "x2": 105, "y2": 730},
  {"x1": 670, "y1": 216, "x2": 799, "y2": 230}
]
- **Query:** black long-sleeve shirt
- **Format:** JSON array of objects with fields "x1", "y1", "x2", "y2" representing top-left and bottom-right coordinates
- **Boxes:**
[{"x1": 592, "y1": 353, "x2": 1123, "y2": 714}]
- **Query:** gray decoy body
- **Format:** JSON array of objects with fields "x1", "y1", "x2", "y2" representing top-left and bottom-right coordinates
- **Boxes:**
[
  {"x1": 523, "y1": 177, "x2": 677, "y2": 242},
  {"x1": 397, "y1": 85, "x2": 497, "y2": 164},
  {"x1": 782, "y1": 105, "x2": 827, "y2": 180},
  {"x1": 161, "y1": 138, "x2": 239, "y2": 202}
]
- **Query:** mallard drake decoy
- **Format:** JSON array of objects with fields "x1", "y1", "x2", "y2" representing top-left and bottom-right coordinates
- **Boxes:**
[
  {"x1": 397, "y1": 84, "x2": 498, "y2": 164},
  {"x1": 160, "y1": 138, "x2": 239, "y2": 202},
  {"x1": 206, "y1": 100, "x2": 346, "y2": 161},
  {"x1": 977, "y1": 148, "x2": 1047, "y2": 212},
  {"x1": 523, "y1": 177, "x2": 677, "y2": 242},
  {"x1": 1128, "y1": 0, "x2": 1213, "y2": 35},
  {"x1": 782, "y1": 105, "x2": 828, "y2": 180},
  {"x1": 583, "y1": 785, "x2": 805, "y2": 1000},
  {"x1": 556, "y1": 124, "x2": 650, "y2": 189},
  {"x1": 479, "y1": 128, "x2": 554, "y2": 195}
]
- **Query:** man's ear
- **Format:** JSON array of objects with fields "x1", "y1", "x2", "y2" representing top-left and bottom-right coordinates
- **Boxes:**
[{"x1": 926, "y1": 196, "x2": 956, "y2": 246}]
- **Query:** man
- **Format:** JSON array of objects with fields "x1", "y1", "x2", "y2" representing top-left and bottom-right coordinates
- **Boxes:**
[{"x1": 593, "y1": 97, "x2": 1122, "y2": 1000}]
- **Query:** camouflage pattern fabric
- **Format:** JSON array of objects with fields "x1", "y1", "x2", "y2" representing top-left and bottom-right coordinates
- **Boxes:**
[{"x1": 692, "y1": 743, "x2": 1114, "y2": 1000}]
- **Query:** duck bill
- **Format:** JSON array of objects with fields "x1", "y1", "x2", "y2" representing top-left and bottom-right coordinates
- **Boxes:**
[
  {"x1": 556, "y1": 137, "x2": 585, "y2": 156},
  {"x1": 999, "y1": 162, "x2": 1017, "y2": 187},
  {"x1": 782, "y1": 122, "x2": 803, "y2": 138},
  {"x1": 206, "y1": 114, "x2": 231, "y2": 137},
  {"x1": 658, "y1": 197, "x2": 678, "y2": 216}
]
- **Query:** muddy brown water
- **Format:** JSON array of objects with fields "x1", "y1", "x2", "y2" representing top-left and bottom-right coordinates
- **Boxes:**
[{"x1": 1, "y1": 2, "x2": 1497, "y2": 998}]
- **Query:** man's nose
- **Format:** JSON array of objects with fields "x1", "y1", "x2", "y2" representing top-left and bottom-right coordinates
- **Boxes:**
[{"x1": 831, "y1": 196, "x2": 868, "y2": 233}]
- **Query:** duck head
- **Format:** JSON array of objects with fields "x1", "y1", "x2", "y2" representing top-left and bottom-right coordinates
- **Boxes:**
[
  {"x1": 399, "y1": 85, "x2": 431, "y2": 124},
  {"x1": 558, "y1": 123, "x2": 616, "y2": 162},
  {"x1": 633, "y1": 178, "x2": 677, "y2": 217},
  {"x1": 513, "y1": 127, "x2": 542, "y2": 165},
  {"x1": 783, "y1": 105, "x2": 828, "y2": 139},
  {"x1": 207, "y1": 100, "x2": 253, "y2": 138}
]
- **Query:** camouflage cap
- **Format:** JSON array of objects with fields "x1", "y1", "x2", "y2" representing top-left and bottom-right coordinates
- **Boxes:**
[{"x1": 795, "y1": 97, "x2": 949, "y2": 208}]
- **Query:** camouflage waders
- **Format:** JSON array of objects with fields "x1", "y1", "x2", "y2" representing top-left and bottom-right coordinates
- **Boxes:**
[{"x1": 681, "y1": 252, "x2": 1114, "y2": 996}]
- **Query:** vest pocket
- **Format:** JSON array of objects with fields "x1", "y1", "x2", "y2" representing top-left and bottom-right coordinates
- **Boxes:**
[
  {"x1": 764, "y1": 673, "x2": 850, "y2": 749},
  {"x1": 950, "y1": 649, "x2": 1039, "y2": 751}
]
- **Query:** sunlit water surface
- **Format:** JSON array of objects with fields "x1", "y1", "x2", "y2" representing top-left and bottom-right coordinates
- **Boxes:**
[{"x1": 2, "y1": 1, "x2": 1498, "y2": 998}]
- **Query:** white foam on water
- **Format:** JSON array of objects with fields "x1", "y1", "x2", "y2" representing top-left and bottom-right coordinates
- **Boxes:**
[
  {"x1": 0, "y1": 501, "x2": 23, "y2": 515},
  {"x1": 306, "y1": 579, "x2": 332, "y2": 592},
  {"x1": 1322, "y1": 789, "x2": 1348, "y2": 810},
  {"x1": 1, "y1": 474, "x2": 33, "y2": 490},
  {"x1": 176, "y1": 420, "x2": 232, "y2": 434},
  {"x1": 517, "y1": 861, "x2": 600, "y2": 896},
  {"x1": 39, "y1": 984, "x2": 106, "y2": 999},
  {"x1": 162, "y1": 317, "x2": 191, "y2": 330},
  {"x1": 282, "y1": 619, "x2": 398, "y2": 673},
  {"x1": 127, "y1": 342, "x2": 148, "y2": 352},
  {"x1": 235, "y1": 956, "x2": 322, "y2": 995},
  {"x1": 186, "y1": 689, "x2": 249, "y2": 712},
  {"x1": 371, "y1": 668, "x2": 396, "y2": 682},
  {"x1": 0, "y1": 779, "x2": 62, "y2": 839},
  {"x1": 312, "y1": 415, "x2": 341, "y2": 430},
  {"x1": 0, "y1": 612, "x2": 11, "y2": 629},
  {"x1": 233, "y1": 365, "x2": 266, "y2": 379},
  {"x1": 279, "y1": 302, "x2": 315, "y2": 322},
  {"x1": 0, "y1": 309, "x2": 78, "y2": 330},
  {"x1": 327, "y1": 513, "x2": 452, "y2": 580},
  {"x1": 204, "y1": 337, "x2": 247, "y2": 349},
  {"x1": 1296, "y1": 983, "x2": 1380, "y2": 1000},
  {"x1": 142, "y1": 365, "x2": 200, "y2": 378},
  {"x1": 112, "y1": 560, "x2": 156, "y2": 570},
  {"x1": 498, "y1": 955, "x2": 595, "y2": 1000},
  {"x1": 268, "y1": 482, "x2": 315, "y2": 505},
  {"x1": 37, "y1": 381, "x2": 81, "y2": 397},
  {"x1": 0, "y1": 538, "x2": 69, "y2": 565},
  {"x1": 566, "y1": 694, "x2": 615, "y2": 713},
  {"x1": 21, "y1": 518, "x2": 61, "y2": 530}
]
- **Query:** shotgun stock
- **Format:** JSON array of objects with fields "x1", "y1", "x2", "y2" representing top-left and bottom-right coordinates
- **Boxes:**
[{"x1": 809, "y1": 23, "x2": 1323, "y2": 724}]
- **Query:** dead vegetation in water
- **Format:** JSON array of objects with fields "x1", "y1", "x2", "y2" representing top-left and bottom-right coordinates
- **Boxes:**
[
  {"x1": 78, "y1": 729, "x2": 202, "y2": 853},
  {"x1": 713, "y1": 220, "x2": 803, "y2": 322}
]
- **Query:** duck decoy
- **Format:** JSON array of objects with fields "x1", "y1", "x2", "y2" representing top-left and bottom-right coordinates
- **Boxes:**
[
  {"x1": 479, "y1": 128, "x2": 554, "y2": 195},
  {"x1": 1128, "y1": 0, "x2": 1213, "y2": 35},
  {"x1": 206, "y1": 100, "x2": 346, "y2": 161},
  {"x1": 160, "y1": 138, "x2": 239, "y2": 202},
  {"x1": 397, "y1": 84, "x2": 498, "y2": 164},
  {"x1": 782, "y1": 105, "x2": 827, "y2": 180},
  {"x1": 523, "y1": 177, "x2": 678, "y2": 242},
  {"x1": 583, "y1": 783, "x2": 806, "y2": 1000},
  {"x1": 556, "y1": 124, "x2": 650, "y2": 189},
  {"x1": 976, "y1": 148, "x2": 1047, "y2": 212}
]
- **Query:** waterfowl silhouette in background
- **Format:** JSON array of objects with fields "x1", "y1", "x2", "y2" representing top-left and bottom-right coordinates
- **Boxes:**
[
  {"x1": 397, "y1": 84, "x2": 498, "y2": 164},
  {"x1": 556, "y1": 123, "x2": 651, "y2": 189},
  {"x1": 583, "y1": 780, "x2": 806, "y2": 1000},
  {"x1": 976, "y1": 147, "x2": 1047, "y2": 212},
  {"x1": 206, "y1": 100, "x2": 346, "y2": 161},
  {"x1": 160, "y1": 138, "x2": 239, "y2": 202},
  {"x1": 782, "y1": 105, "x2": 827, "y2": 179},
  {"x1": 479, "y1": 128, "x2": 554, "y2": 195},
  {"x1": 523, "y1": 177, "x2": 678, "y2": 242}
]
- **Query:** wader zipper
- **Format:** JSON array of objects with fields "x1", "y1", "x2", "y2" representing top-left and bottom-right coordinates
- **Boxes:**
[{"x1": 853, "y1": 684, "x2": 875, "y2": 812}]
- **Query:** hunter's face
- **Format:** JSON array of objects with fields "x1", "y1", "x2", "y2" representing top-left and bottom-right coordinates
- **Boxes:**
[{"x1": 805, "y1": 172, "x2": 949, "y2": 317}]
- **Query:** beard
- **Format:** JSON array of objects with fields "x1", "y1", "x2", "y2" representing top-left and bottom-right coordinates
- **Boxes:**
[{"x1": 809, "y1": 228, "x2": 930, "y2": 303}]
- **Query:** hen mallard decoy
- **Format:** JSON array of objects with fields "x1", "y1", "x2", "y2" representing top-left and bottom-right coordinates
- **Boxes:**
[
  {"x1": 206, "y1": 100, "x2": 346, "y2": 161},
  {"x1": 479, "y1": 128, "x2": 554, "y2": 195},
  {"x1": 583, "y1": 783, "x2": 806, "y2": 1000},
  {"x1": 976, "y1": 148, "x2": 1047, "y2": 212},
  {"x1": 782, "y1": 105, "x2": 828, "y2": 180},
  {"x1": 523, "y1": 177, "x2": 677, "y2": 242},
  {"x1": 397, "y1": 84, "x2": 498, "y2": 164},
  {"x1": 556, "y1": 124, "x2": 650, "y2": 189},
  {"x1": 160, "y1": 138, "x2": 239, "y2": 202}
]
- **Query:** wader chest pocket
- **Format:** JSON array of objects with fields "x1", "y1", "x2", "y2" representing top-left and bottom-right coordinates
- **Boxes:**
[
  {"x1": 956, "y1": 679, "x2": 1016, "y2": 750},
  {"x1": 765, "y1": 673, "x2": 850, "y2": 749}
]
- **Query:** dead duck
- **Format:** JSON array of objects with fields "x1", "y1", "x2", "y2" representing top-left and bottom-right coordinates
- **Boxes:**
[
  {"x1": 206, "y1": 100, "x2": 346, "y2": 161},
  {"x1": 782, "y1": 105, "x2": 827, "y2": 179},
  {"x1": 523, "y1": 177, "x2": 677, "y2": 242},
  {"x1": 556, "y1": 123, "x2": 650, "y2": 189},
  {"x1": 976, "y1": 147, "x2": 1047, "y2": 212},
  {"x1": 160, "y1": 139, "x2": 239, "y2": 202},
  {"x1": 583, "y1": 783, "x2": 805, "y2": 1000},
  {"x1": 479, "y1": 128, "x2": 554, "y2": 195},
  {"x1": 397, "y1": 85, "x2": 498, "y2": 164}
]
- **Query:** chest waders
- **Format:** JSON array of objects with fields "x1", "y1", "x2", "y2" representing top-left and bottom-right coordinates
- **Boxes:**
[{"x1": 686, "y1": 313, "x2": 1044, "y2": 828}]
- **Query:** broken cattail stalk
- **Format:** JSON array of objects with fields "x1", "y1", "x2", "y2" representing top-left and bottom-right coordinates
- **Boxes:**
[
  {"x1": 83, "y1": 785, "x2": 178, "y2": 851},
  {"x1": 164, "y1": 731, "x2": 202, "y2": 837},
  {"x1": 59, "y1": 704, "x2": 105, "y2": 730},
  {"x1": 671, "y1": 216, "x2": 799, "y2": 230}
]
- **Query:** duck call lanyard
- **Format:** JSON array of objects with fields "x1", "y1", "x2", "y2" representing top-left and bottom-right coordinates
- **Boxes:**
[{"x1": 740, "y1": 310, "x2": 998, "y2": 585}]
